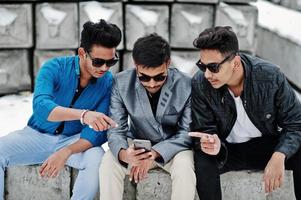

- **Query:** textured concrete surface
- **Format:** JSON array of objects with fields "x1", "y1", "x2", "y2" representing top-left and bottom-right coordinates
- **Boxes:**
[
  {"x1": 0, "y1": 4, "x2": 33, "y2": 48},
  {"x1": 4, "y1": 165, "x2": 295, "y2": 200},
  {"x1": 5, "y1": 165, "x2": 71, "y2": 200},
  {"x1": 171, "y1": 4, "x2": 214, "y2": 49},
  {"x1": 125, "y1": 5, "x2": 169, "y2": 50},
  {"x1": 0, "y1": 50, "x2": 31, "y2": 94},
  {"x1": 36, "y1": 3, "x2": 79, "y2": 49},
  {"x1": 215, "y1": 3, "x2": 258, "y2": 54},
  {"x1": 256, "y1": 26, "x2": 301, "y2": 89}
]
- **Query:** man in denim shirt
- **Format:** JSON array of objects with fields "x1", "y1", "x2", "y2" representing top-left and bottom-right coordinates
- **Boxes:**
[{"x1": 0, "y1": 19, "x2": 120, "y2": 200}]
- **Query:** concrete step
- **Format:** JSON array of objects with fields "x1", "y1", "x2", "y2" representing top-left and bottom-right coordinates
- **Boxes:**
[{"x1": 4, "y1": 166, "x2": 295, "y2": 200}]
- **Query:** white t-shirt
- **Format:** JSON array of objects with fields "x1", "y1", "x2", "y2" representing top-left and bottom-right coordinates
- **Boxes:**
[{"x1": 226, "y1": 89, "x2": 262, "y2": 143}]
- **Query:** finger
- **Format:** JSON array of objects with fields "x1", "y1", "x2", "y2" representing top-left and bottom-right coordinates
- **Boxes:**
[
  {"x1": 97, "y1": 117, "x2": 109, "y2": 130},
  {"x1": 134, "y1": 168, "x2": 139, "y2": 183},
  {"x1": 139, "y1": 168, "x2": 144, "y2": 182},
  {"x1": 132, "y1": 160, "x2": 142, "y2": 166},
  {"x1": 269, "y1": 178, "x2": 274, "y2": 193},
  {"x1": 94, "y1": 120, "x2": 104, "y2": 131},
  {"x1": 132, "y1": 149, "x2": 146, "y2": 156},
  {"x1": 129, "y1": 167, "x2": 135, "y2": 182},
  {"x1": 102, "y1": 114, "x2": 118, "y2": 128},
  {"x1": 41, "y1": 165, "x2": 51, "y2": 178},
  {"x1": 136, "y1": 152, "x2": 153, "y2": 160},
  {"x1": 274, "y1": 178, "x2": 280, "y2": 190},
  {"x1": 40, "y1": 161, "x2": 48, "y2": 174},
  {"x1": 92, "y1": 122, "x2": 100, "y2": 132},
  {"x1": 50, "y1": 168, "x2": 58, "y2": 178},
  {"x1": 188, "y1": 132, "x2": 207, "y2": 138},
  {"x1": 47, "y1": 167, "x2": 56, "y2": 178},
  {"x1": 202, "y1": 143, "x2": 215, "y2": 149},
  {"x1": 279, "y1": 175, "x2": 284, "y2": 188}
]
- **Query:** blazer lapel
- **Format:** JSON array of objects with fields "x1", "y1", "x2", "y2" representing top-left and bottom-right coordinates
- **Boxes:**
[
  {"x1": 136, "y1": 78, "x2": 159, "y2": 126},
  {"x1": 156, "y1": 72, "x2": 173, "y2": 124}
]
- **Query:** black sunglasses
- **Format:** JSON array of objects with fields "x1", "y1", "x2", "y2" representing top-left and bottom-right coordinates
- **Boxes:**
[
  {"x1": 86, "y1": 52, "x2": 119, "y2": 68},
  {"x1": 138, "y1": 73, "x2": 167, "y2": 82},
  {"x1": 196, "y1": 52, "x2": 237, "y2": 73}
]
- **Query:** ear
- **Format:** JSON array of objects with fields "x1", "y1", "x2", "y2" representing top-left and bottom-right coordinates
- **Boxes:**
[
  {"x1": 78, "y1": 47, "x2": 86, "y2": 60},
  {"x1": 166, "y1": 59, "x2": 171, "y2": 68}
]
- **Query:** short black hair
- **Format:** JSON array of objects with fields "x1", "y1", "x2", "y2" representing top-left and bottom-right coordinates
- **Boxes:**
[
  {"x1": 80, "y1": 19, "x2": 122, "y2": 52},
  {"x1": 193, "y1": 26, "x2": 239, "y2": 55},
  {"x1": 132, "y1": 33, "x2": 170, "y2": 68}
]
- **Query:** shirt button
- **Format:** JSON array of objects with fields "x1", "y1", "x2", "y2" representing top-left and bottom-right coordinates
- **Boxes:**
[
  {"x1": 266, "y1": 114, "x2": 271, "y2": 119},
  {"x1": 55, "y1": 130, "x2": 59, "y2": 134},
  {"x1": 76, "y1": 89, "x2": 78, "y2": 93}
]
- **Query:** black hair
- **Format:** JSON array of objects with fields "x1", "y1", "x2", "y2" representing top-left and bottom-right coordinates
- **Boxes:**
[
  {"x1": 80, "y1": 19, "x2": 122, "y2": 52},
  {"x1": 132, "y1": 33, "x2": 170, "y2": 68},
  {"x1": 193, "y1": 26, "x2": 239, "y2": 55}
]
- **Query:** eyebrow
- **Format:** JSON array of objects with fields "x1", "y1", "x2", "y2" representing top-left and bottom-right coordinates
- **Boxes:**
[{"x1": 139, "y1": 72, "x2": 165, "y2": 77}]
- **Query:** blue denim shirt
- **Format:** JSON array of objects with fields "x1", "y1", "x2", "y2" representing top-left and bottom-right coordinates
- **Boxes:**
[{"x1": 28, "y1": 55, "x2": 113, "y2": 146}]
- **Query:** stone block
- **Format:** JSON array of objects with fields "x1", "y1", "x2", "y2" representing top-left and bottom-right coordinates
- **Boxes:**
[
  {"x1": 221, "y1": 170, "x2": 295, "y2": 200},
  {"x1": 122, "y1": 51, "x2": 135, "y2": 71},
  {"x1": 171, "y1": 51, "x2": 199, "y2": 76},
  {"x1": 34, "y1": 50, "x2": 75, "y2": 78},
  {"x1": 0, "y1": 4, "x2": 33, "y2": 48},
  {"x1": 125, "y1": 5, "x2": 169, "y2": 50},
  {"x1": 5, "y1": 165, "x2": 71, "y2": 200},
  {"x1": 171, "y1": 4, "x2": 214, "y2": 49},
  {"x1": 36, "y1": 3, "x2": 79, "y2": 49},
  {"x1": 215, "y1": 3, "x2": 258, "y2": 54},
  {"x1": 176, "y1": 0, "x2": 218, "y2": 3},
  {"x1": 222, "y1": 0, "x2": 257, "y2": 3},
  {"x1": 256, "y1": 26, "x2": 301, "y2": 89},
  {"x1": 79, "y1": 1, "x2": 124, "y2": 50},
  {"x1": 280, "y1": 0, "x2": 301, "y2": 11},
  {"x1": 0, "y1": 50, "x2": 31, "y2": 94}
]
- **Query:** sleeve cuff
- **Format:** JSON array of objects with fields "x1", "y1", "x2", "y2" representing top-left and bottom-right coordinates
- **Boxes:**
[{"x1": 80, "y1": 127, "x2": 107, "y2": 147}]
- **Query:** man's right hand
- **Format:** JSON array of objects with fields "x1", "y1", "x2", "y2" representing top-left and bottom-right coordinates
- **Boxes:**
[
  {"x1": 118, "y1": 145, "x2": 153, "y2": 166},
  {"x1": 189, "y1": 132, "x2": 221, "y2": 155},
  {"x1": 83, "y1": 111, "x2": 117, "y2": 132}
]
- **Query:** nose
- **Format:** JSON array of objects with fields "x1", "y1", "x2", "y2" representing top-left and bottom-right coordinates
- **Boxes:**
[
  {"x1": 204, "y1": 68, "x2": 212, "y2": 79},
  {"x1": 148, "y1": 79, "x2": 156, "y2": 88},
  {"x1": 100, "y1": 64, "x2": 110, "y2": 71}
]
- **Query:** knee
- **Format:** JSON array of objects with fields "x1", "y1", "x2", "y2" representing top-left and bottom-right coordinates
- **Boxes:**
[
  {"x1": 194, "y1": 150, "x2": 219, "y2": 176},
  {"x1": 82, "y1": 147, "x2": 105, "y2": 169},
  {"x1": 170, "y1": 151, "x2": 196, "y2": 182}
]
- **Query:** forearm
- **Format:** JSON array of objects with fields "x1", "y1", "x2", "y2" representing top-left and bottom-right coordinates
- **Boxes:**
[
  {"x1": 64, "y1": 138, "x2": 93, "y2": 155},
  {"x1": 47, "y1": 106, "x2": 83, "y2": 122}
]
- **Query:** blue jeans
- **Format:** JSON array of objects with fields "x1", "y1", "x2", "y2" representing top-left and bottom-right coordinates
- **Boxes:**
[{"x1": 0, "y1": 126, "x2": 104, "y2": 200}]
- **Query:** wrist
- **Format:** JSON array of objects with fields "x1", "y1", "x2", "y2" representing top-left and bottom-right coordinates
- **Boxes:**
[
  {"x1": 118, "y1": 149, "x2": 127, "y2": 163},
  {"x1": 61, "y1": 147, "x2": 72, "y2": 157},
  {"x1": 80, "y1": 110, "x2": 89, "y2": 125}
]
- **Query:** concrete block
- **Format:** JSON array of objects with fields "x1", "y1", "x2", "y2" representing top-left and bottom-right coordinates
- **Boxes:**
[
  {"x1": 280, "y1": 0, "x2": 301, "y2": 11},
  {"x1": 222, "y1": 0, "x2": 257, "y2": 3},
  {"x1": 34, "y1": 50, "x2": 75, "y2": 78},
  {"x1": 5, "y1": 165, "x2": 71, "y2": 200},
  {"x1": 0, "y1": 4, "x2": 33, "y2": 48},
  {"x1": 36, "y1": 3, "x2": 79, "y2": 49},
  {"x1": 176, "y1": 0, "x2": 218, "y2": 3},
  {"x1": 125, "y1": 5, "x2": 169, "y2": 50},
  {"x1": 171, "y1": 51, "x2": 199, "y2": 76},
  {"x1": 79, "y1": 1, "x2": 124, "y2": 50},
  {"x1": 171, "y1": 4, "x2": 214, "y2": 49},
  {"x1": 221, "y1": 171, "x2": 295, "y2": 200},
  {"x1": 0, "y1": 50, "x2": 31, "y2": 94},
  {"x1": 122, "y1": 51, "x2": 135, "y2": 71},
  {"x1": 215, "y1": 3, "x2": 258, "y2": 54},
  {"x1": 256, "y1": 26, "x2": 301, "y2": 89}
]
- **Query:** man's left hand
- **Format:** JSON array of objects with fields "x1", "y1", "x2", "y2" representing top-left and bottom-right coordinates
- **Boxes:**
[
  {"x1": 263, "y1": 152, "x2": 286, "y2": 193},
  {"x1": 39, "y1": 147, "x2": 72, "y2": 178},
  {"x1": 129, "y1": 150, "x2": 158, "y2": 183}
]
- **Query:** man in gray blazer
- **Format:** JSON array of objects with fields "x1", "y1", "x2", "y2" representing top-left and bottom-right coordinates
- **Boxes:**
[{"x1": 99, "y1": 34, "x2": 196, "y2": 200}]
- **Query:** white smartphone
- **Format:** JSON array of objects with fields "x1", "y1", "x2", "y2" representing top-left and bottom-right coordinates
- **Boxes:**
[{"x1": 133, "y1": 139, "x2": 152, "y2": 152}]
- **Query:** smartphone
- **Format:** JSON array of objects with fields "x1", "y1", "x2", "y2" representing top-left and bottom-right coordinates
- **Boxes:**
[{"x1": 133, "y1": 139, "x2": 152, "y2": 152}]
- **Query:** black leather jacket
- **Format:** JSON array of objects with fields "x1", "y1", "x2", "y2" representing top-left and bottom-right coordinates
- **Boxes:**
[{"x1": 191, "y1": 53, "x2": 301, "y2": 162}]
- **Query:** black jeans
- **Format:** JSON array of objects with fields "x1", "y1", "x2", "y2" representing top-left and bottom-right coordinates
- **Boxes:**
[{"x1": 194, "y1": 136, "x2": 301, "y2": 200}]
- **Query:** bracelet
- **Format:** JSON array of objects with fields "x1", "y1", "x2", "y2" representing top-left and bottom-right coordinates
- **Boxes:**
[{"x1": 80, "y1": 109, "x2": 89, "y2": 125}]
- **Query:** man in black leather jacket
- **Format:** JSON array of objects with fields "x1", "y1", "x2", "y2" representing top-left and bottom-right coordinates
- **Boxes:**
[{"x1": 189, "y1": 26, "x2": 301, "y2": 200}]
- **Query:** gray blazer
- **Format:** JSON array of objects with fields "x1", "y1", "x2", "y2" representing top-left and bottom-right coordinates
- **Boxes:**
[{"x1": 107, "y1": 68, "x2": 192, "y2": 164}]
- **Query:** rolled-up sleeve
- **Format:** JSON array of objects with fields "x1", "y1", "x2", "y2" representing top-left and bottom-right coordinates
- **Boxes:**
[
  {"x1": 80, "y1": 75, "x2": 113, "y2": 146},
  {"x1": 33, "y1": 59, "x2": 60, "y2": 121}
]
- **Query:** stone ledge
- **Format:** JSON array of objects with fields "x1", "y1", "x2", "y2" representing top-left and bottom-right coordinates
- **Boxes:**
[{"x1": 4, "y1": 166, "x2": 295, "y2": 200}]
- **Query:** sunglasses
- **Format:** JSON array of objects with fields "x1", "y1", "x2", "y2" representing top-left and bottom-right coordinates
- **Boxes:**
[
  {"x1": 196, "y1": 52, "x2": 237, "y2": 73},
  {"x1": 137, "y1": 73, "x2": 167, "y2": 82},
  {"x1": 86, "y1": 52, "x2": 119, "y2": 68}
]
